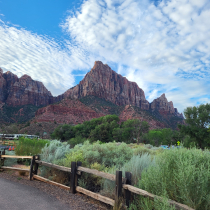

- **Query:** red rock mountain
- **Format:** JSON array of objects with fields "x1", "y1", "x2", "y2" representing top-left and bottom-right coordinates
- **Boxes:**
[
  {"x1": 63, "y1": 61, "x2": 182, "y2": 116},
  {"x1": 0, "y1": 70, "x2": 56, "y2": 106},
  {"x1": 64, "y1": 61, "x2": 150, "y2": 110},
  {"x1": 0, "y1": 61, "x2": 183, "y2": 127}
]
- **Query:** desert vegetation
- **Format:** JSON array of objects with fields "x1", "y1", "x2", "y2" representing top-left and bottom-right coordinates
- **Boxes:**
[{"x1": 10, "y1": 103, "x2": 210, "y2": 209}]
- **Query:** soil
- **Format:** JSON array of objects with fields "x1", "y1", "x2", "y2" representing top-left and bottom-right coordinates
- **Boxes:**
[{"x1": 0, "y1": 169, "x2": 111, "y2": 210}]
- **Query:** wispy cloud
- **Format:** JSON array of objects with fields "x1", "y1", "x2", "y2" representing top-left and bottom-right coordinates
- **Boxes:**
[
  {"x1": 61, "y1": 0, "x2": 210, "y2": 112},
  {"x1": 0, "y1": 20, "x2": 93, "y2": 96}
]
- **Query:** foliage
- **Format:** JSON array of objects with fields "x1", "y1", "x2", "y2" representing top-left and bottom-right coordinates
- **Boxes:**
[
  {"x1": 113, "y1": 119, "x2": 150, "y2": 144},
  {"x1": 142, "y1": 128, "x2": 185, "y2": 147},
  {"x1": 68, "y1": 135, "x2": 86, "y2": 147},
  {"x1": 40, "y1": 140, "x2": 70, "y2": 164},
  {"x1": 39, "y1": 140, "x2": 70, "y2": 179},
  {"x1": 129, "y1": 195, "x2": 176, "y2": 210},
  {"x1": 0, "y1": 104, "x2": 42, "y2": 123},
  {"x1": 137, "y1": 147, "x2": 210, "y2": 209},
  {"x1": 178, "y1": 103, "x2": 210, "y2": 149},
  {"x1": 51, "y1": 114, "x2": 120, "y2": 143},
  {"x1": 15, "y1": 137, "x2": 49, "y2": 156},
  {"x1": 61, "y1": 141, "x2": 133, "y2": 168},
  {"x1": 101, "y1": 153, "x2": 156, "y2": 198},
  {"x1": 50, "y1": 124, "x2": 74, "y2": 141}
]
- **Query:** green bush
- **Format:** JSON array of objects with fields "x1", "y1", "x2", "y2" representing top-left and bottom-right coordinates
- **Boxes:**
[
  {"x1": 15, "y1": 137, "x2": 49, "y2": 156},
  {"x1": 62, "y1": 141, "x2": 133, "y2": 168},
  {"x1": 137, "y1": 147, "x2": 210, "y2": 209},
  {"x1": 68, "y1": 136, "x2": 86, "y2": 147},
  {"x1": 129, "y1": 196, "x2": 176, "y2": 210}
]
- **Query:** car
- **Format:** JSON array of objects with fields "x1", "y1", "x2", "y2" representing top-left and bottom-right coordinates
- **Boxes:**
[{"x1": 160, "y1": 145, "x2": 169, "y2": 149}]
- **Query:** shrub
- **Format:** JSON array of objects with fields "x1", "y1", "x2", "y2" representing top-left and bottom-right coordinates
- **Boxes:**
[
  {"x1": 101, "y1": 154, "x2": 155, "y2": 198},
  {"x1": 78, "y1": 162, "x2": 107, "y2": 192},
  {"x1": 68, "y1": 136, "x2": 86, "y2": 148},
  {"x1": 62, "y1": 141, "x2": 133, "y2": 168},
  {"x1": 40, "y1": 140, "x2": 70, "y2": 179},
  {"x1": 133, "y1": 146, "x2": 155, "y2": 156},
  {"x1": 15, "y1": 137, "x2": 49, "y2": 156},
  {"x1": 129, "y1": 195, "x2": 176, "y2": 210},
  {"x1": 144, "y1": 144, "x2": 153, "y2": 149},
  {"x1": 137, "y1": 147, "x2": 210, "y2": 209}
]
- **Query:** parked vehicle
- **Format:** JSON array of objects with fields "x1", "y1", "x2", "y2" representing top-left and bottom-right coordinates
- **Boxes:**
[{"x1": 0, "y1": 134, "x2": 39, "y2": 140}]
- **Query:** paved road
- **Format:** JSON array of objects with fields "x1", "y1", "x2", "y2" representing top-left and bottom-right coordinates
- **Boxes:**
[{"x1": 0, "y1": 178, "x2": 71, "y2": 210}]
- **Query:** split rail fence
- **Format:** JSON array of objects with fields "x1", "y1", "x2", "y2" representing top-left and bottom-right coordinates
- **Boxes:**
[{"x1": 0, "y1": 151, "x2": 194, "y2": 210}]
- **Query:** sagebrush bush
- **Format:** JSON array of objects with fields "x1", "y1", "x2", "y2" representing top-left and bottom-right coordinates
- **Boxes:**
[
  {"x1": 101, "y1": 154, "x2": 156, "y2": 198},
  {"x1": 62, "y1": 140, "x2": 133, "y2": 168},
  {"x1": 138, "y1": 147, "x2": 210, "y2": 210},
  {"x1": 133, "y1": 146, "x2": 155, "y2": 156},
  {"x1": 40, "y1": 140, "x2": 70, "y2": 179},
  {"x1": 144, "y1": 144, "x2": 153, "y2": 149}
]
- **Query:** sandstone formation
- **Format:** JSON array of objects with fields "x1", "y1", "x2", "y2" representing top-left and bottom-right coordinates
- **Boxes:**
[
  {"x1": 151, "y1": 94, "x2": 175, "y2": 114},
  {"x1": 0, "y1": 61, "x2": 183, "y2": 127},
  {"x1": 64, "y1": 61, "x2": 150, "y2": 110},
  {"x1": 0, "y1": 70, "x2": 56, "y2": 106},
  {"x1": 150, "y1": 93, "x2": 183, "y2": 118},
  {"x1": 34, "y1": 98, "x2": 104, "y2": 124}
]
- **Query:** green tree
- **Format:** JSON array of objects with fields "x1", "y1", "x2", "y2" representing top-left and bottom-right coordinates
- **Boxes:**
[
  {"x1": 51, "y1": 124, "x2": 75, "y2": 141},
  {"x1": 178, "y1": 103, "x2": 210, "y2": 149}
]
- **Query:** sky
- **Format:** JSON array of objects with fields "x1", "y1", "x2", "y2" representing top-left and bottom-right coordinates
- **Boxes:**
[{"x1": 0, "y1": 0, "x2": 210, "y2": 114}]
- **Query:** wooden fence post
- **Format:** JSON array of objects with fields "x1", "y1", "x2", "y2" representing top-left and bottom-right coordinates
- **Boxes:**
[
  {"x1": 115, "y1": 170, "x2": 122, "y2": 207},
  {"x1": 1, "y1": 149, "x2": 5, "y2": 166},
  {"x1": 34, "y1": 155, "x2": 40, "y2": 175},
  {"x1": 76, "y1": 161, "x2": 82, "y2": 187},
  {"x1": 0, "y1": 151, "x2": 2, "y2": 168},
  {"x1": 70, "y1": 162, "x2": 77, "y2": 194},
  {"x1": 125, "y1": 172, "x2": 132, "y2": 208},
  {"x1": 29, "y1": 156, "x2": 35, "y2": 181}
]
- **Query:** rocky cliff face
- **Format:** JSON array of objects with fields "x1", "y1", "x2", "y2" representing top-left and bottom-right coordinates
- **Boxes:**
[
  {"x1": 0, "y1": 70, "x2": 55, "y2": 106},
  {"x1": 0, "y1": 68, "x2": 6, "y2": 103},
  {"x1": 151, "y1": 94, "x2": 175, "y2": 114},
  {"x1": 150, "y1": 93, "x2": 183, "y2": 118},
  {"x1": 64, "y1": 61, "x2": 150, "y2": 110},
  {"x1": 0, "y1": 61, "x2": 183, "y2": 126}
]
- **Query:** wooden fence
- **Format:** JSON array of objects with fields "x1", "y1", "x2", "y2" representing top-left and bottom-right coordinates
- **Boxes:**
[{"x1": 0, "y1": 152, "x2": 194, "y2": 210}]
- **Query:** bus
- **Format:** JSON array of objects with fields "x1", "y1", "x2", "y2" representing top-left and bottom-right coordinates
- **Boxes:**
[{"x1": 0, "y1": 134, "x2": 39, "y2": 140}]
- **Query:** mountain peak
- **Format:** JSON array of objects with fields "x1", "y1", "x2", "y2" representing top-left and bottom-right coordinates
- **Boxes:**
[
  {"x1": 64, "y1": 61, "x2": 149, "y2": 109},
  {"x1": 20, "y1": 74, "x2": 32, "y2": 80}
]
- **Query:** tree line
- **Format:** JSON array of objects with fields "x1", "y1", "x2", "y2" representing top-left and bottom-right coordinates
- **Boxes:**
[
  {"x1": 51, "y1": 115, "x2": 183, "y2": 147},
  {"x1": 51, "y1": 103, "x2": 210, "y2": 149}
]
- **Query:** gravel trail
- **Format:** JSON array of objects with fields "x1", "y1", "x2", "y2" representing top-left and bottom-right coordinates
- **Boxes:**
[{"x1": 0, "y1": 171, "x2": 109, "y2": 210}]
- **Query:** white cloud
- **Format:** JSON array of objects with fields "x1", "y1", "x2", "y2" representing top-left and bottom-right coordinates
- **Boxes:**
[
  {"x1": 61, "y1": 0, "x2": 210, "y2": 113},
  {"x1": 0, "y1": 21, "x2": 94, "y2": 96}
]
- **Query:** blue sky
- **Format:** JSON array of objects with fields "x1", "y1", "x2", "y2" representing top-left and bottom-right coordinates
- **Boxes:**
[{"x1": 0, "y1": 0, "x2": 210, "y2": 114}]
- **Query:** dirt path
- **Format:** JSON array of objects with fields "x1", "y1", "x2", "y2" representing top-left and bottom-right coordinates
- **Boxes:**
[{"x1": 0, "y1": 171, "x2": 109, "y2": 210}]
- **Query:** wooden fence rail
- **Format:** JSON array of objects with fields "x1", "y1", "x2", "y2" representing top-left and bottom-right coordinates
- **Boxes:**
[{"x1": 0, "y1": 153, "x2": 194, "y2": 210}]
